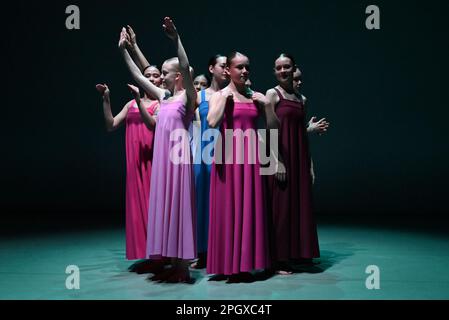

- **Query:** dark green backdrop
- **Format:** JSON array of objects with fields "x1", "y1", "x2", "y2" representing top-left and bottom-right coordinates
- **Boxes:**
[{"x1": 1, "y1": 0, "x2": 448, "y2": 229}]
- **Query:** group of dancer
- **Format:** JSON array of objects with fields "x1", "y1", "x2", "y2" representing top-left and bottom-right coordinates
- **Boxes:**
[{"x1": 96, "y1": 17, "x2": 330, "y2": 284}]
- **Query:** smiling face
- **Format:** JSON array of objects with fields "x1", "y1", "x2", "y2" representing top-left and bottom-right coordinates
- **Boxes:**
[
  {"x1": 193, "y1": 75, "x2": 209, "y2": 91},
  {"x1": 293, "y1": 67, "x2": 302, "y2": 91},
  {"x1": 143, "y1": 66, "x2": 162, "y2": 87},
  {"x1": 274, "y1": 56, "x2": 295, "y2": 85},
  {"x1": 226, "y1": 54, "x2": 250, "y2": 86},
  {"x1": 160, "y1": 59, "x2": 180, "y2": 91}
]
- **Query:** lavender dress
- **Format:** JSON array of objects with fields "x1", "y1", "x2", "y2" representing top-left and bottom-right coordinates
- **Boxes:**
[{"x1": 146, "y1": 99, "x2": 196, "y2": 260}]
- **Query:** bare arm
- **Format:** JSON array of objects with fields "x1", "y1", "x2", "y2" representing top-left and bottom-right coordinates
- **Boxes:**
[
  {"x1": 127, "y1": 84, "x2": 157, "y2": 129},
  {"x1": 310, "y1": 158, "x2": 315, "y2": 185},
  {"x1": 265, "y1": 89, "x2": 281, "y2": 131},
  {"x1": 265, "y1": 89, "x2": 286, "y2": 181},
  {"x1": 126, "y1": 25, "x2": 151, "y2": 72},
  {"x1": 96, "y1": 84, "x2": 129, "y2": 132},
  {"x1": 265, "y1": 89, "x2": 283, "y2": 162},
  {"x1": 163, "y1": 17, "x2": 197, "y2": 110},
  {"x1": 207, "y1": 91, "x2": 231, "y2": 128},
  {"x1": 118, "y1": 29, "x2": 167, "y2": 101}
]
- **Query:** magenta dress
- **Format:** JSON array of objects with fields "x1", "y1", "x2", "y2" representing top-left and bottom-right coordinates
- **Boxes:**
[
  {"x1": 125, "y1": 100, "x2": 158, "y2": 260},
  {"x1": 268, "y1": 88, "x2": 320, "y2": 262},
  {"x1": 207, "y1": 100, "x2": 270, "y2": 275},
  {"x1": 146, "y1": 99, "x2": 196, "y2": 260}
]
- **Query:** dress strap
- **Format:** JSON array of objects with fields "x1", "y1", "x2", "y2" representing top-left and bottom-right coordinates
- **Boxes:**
[
  {"x1": 147, "y1": 101, "x2": 159, "y2": 115},
  {"x1": 201, "y1": 89, "x2": 206, "y2": 103},
  {"x1": 273, "y1": 88, "x2": 284, "y2": 101}
]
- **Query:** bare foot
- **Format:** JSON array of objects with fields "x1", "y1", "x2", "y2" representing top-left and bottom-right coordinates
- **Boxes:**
[
  {"x1": 273, "y1": 261, "x2": 294, "y2": 275},
  {"x1": 276, "y1": 270, "x2": 293, "y2": 276}
]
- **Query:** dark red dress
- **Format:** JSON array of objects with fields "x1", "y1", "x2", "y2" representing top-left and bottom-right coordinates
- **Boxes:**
[{"x1": 268, "y1": 88, "x2": 320, "y2": 262}]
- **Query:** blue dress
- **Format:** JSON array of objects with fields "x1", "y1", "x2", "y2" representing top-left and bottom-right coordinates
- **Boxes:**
[{"x1": 193, "y1": 90, "x2": 217, "y2": 253}]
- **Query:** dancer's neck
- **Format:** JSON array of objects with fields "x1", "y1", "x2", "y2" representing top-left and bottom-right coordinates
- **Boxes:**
[
  {"x1": 279, "y1": 83, "x2": 295, "y2": 95},
  {"x1": 228, "y1": 81, "x2": 247, "y2": 96},
  {"x1": 209, "y1": 78, "x2": 225, "y2": 92}
]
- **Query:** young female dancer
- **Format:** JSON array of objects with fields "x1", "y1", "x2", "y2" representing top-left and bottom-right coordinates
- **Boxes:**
[
  {"x1": 207, "y1": 52, "x2": 271, "y2": 283},
  {"x1": 193, "y1": 74, "x2": 209, "y2": 92},
  {"x1": 190, "y1": 54, "x2": 228, "y2": 269},
  {"x1": 265, "y1": 54, "x2": 329, "y2": 275},
  {"x1": 119, "y1": 17, "x2": 197, "y2": 283},
  {"x1": 95, "y1": 64, "x2": 160, "y2": 264}
]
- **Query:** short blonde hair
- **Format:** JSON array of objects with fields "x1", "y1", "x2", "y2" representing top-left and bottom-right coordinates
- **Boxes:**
[{"x1": 163, "y1": 57, "x2": 194, "y2": 77}]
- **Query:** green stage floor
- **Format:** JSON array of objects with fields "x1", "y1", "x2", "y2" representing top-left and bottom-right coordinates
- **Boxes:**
[{"x1": 1, "y1": 224, "x2": 448, "y2": 300}]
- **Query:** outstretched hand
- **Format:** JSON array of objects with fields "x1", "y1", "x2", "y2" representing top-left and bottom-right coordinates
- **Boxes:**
[
  {"x1": 162, "y1": 17, "x2": 178, "y2": 41},
  {"x1": 118, "y1": 27, "x2": 132, "y2": 49},
  {"x1": 126, "y1": 25, "x2": 137, "y2": 47},
  {"x1": 96, "y1": 84, "x2": 110, "y2": 97},
  {"x1": 308, "y1": 117, "x2": 330, "y2": 135},
  {"x1": 127, "y1": 84, "x2": 141, "y2": 103}
]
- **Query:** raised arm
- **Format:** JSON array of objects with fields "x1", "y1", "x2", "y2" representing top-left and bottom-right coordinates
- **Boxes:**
[
  {"x1": 126, "y1": 25, "x2": 151, "y2": 72},
  {"x1": 96, "y1": 84, "x2": 130, "y2": 132},
  {"x1": 163, "y1": 17, "x2": 197, "y2": 110},
  {"x1": 118, "y1": 28, "x2": 167, "y2": 101},
  {"x1": 127, "y1": 84, "x2": 157, "y2": 129}
]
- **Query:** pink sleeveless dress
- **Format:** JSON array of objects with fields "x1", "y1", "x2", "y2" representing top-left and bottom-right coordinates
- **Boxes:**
[
  {"x1": 125, "y1": 100, "x2": 158, "y2": 260},
  {"x1": 207, "y1": 100, "x2": 270, "y2": 275}
]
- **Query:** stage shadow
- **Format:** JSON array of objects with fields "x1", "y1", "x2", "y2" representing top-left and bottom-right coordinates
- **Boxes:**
[{"x1": 290, "y1": 247, "x2": 355, "y2": 274}]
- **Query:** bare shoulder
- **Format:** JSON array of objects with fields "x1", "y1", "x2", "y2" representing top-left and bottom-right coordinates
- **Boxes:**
[
  {"x1": 196, "y1": 90, "x2": 202, "y2": 105},
  {"x1": 205, "y1": 87, "x2": 216, "y2": 101},
  {"x1": 209, "y1": 91, "x2": 220, "y2": 102},
  {"x1": 125, "y1": 100, "x2": 135, "y2": 109},
  {"x1": 301, "y1": 94, "x2": 307, "y2": 105},
  {"x1": 210, "y1": 89, "x2": 229, "y2": 105},
  {"x1": 266, "y1": 88, "x2": 276, "y2": 95},
  {"x1": 266, "y1": 88, "x2": 280, "y2": 103}
]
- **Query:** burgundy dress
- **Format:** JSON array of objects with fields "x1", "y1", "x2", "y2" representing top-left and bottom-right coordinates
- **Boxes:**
[
  {"x1": 207, "y1": 100, "x2": 270, "y2": 275},
  {"x1": 268, "y1": 88, "x2": 320, "y2": 262}
]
